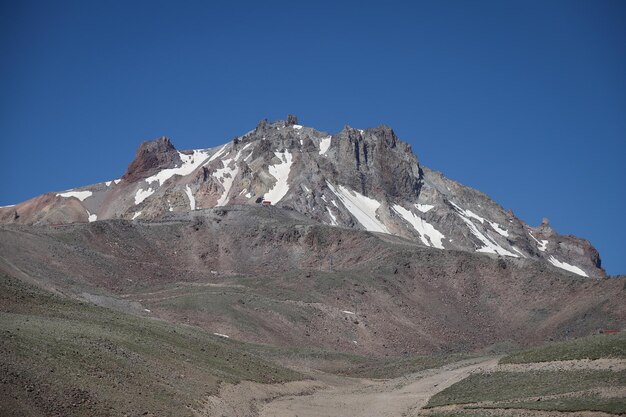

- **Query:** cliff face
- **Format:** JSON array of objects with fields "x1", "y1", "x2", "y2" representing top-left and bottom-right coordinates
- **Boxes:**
[{"x1": 0, "y1": 116, "x2": 605, "y2": 278}]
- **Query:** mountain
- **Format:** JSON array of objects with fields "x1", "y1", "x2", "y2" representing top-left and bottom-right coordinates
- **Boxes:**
[{"x1": 0, "y1": 115, "x2": 604, "y2": 278}]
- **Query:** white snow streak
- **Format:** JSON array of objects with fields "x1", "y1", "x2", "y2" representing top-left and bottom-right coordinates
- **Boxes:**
[
  {"x1": 326, "y1": 207, "x2": 338, "y2": 225},
  {"x1": 213, "y1": 159, "x2": 239, "y2": 207},
  {"x1": 147, "y1": 150, "x2": 211, "y2": 186},
  {"x1": 342, "y1": 310, "x2": 355, "y2": 315},
  {"x1": 393, "y1": 205, "x2": 445, "y2": 249},
  {"x1": 326, "y1": 182, "x2": 389, "y2": 234},
  {"x1": 292, "y1": 124, "x2": 303, "y2": 130},
  {"x1": 548, "y1": 256, "x2": 588, "y2": 277},
  {"x1": 213, "y1": 333, "x2": 230, "y2": 338},
  {"x1": 132, "y1": 211, "x2": 142, "y2": 220},
  {"x1": 57, "y1": 190, "x2": 93, "y2": 201},
  {"x1": 264, "y1": 151, "x2": 293, "y2": 204},
  {"x1": 134, "y1": 187, "x2": 155, "y2": 205},
  {"x1": 450, "y1": 203, "x2": 509, "y2": 237},
  {"x1": 451, "y1": 202, "x2": 518, "y2": 257},
  {"x1": 234, "y1": 143, "x2": 252, "y2": 161},
  {"x1": 489, "y1": 221, "x2": 509, "y2": 237},
  {"x1": 207, "y1": 144, "x2": 228, "y2": 164},
  {"x1": 184, "y1": 185, "x2": 196, "y2": 210},
  {"x1": 114, "y1": 179, "x2": 122, "y2": 184},
  {"x1": 415, "y1": 204, "x2": 434, "y2": 213},
  {"x1": 105, "y1": 181, "x2": 112, "y2": 186},
  {"x1": 319, "y1": 136, "x2": 331, "y2": 155},
  {"x1": 529, "y1": 232, "x2": 549, "y2": 251}
]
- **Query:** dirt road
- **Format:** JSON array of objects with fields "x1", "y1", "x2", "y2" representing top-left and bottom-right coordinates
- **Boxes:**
[{"x1": 257, "y1": 357, "x2": 499, "y2": 417}]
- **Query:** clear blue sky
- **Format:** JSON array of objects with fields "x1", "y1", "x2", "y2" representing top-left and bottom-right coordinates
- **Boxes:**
[{"x1": 1, "y1": 1, "x2": 624, "y2": 274}]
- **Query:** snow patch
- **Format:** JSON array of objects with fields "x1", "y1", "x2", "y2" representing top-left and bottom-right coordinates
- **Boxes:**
[
  {"x1": 548, "y1": 256, "x2": 588, "y2": 277},
  {"x1": 342, "y1": 310, "x2": 355, "y2": 315},
  {"x1": 86, "y1": 209, "x2": 97, "y2": 222},
  {"x1": 146, "y1": 150, "x2": 211, "y2": 187},
  {"x1": 184, "y1": 185, "x2": 196, "y2": 210},
  {"x1": 213, "y1": 333, "x2": 230, "y2": 338},
  {"x1": 207, "y1": 144, "x2": 228, "y2": 164},
  {"x1": 415, "y1": 203, "x2": 434, "y2": 213},
  {"x1": 529, "y1": 232, "x2": 549, "y2": 251},
  {"x1": 264, "y1": 151, "x2": 293, "y2": 204},
  {"x1": 132, "y1": 211, "x2": 142, "y2": 220},
  {"x1": 327, "y1": 207, "x2": 338, "y2": 225},
  {"x1": 105, "y1": 181, "x2": 112, "y2": 186},
  {"x1": 0, "y1": 204, "x2": 15, "y2": 208},
  {"x1": 319, "y1": 136, "x2": 331, "y2": 155},
  {"x1": 326, "y1": 182, "x2": 389, "y2": 234},
  {"x1": 213, "y1": 159, "x2": 239, "y2": 207},
  {"x1": 134, "y1": 187, "x2": 155, "y2": 205},
  {"x1": 293, "y1": 124, "x2": 303, "y2": 130},
  {"x1": 393, "y1": 205, "x2": 445, "y2": 249},
  {"x1": 451, "y1": 202, "x2": 518, "y2": 257},
  {"x1": 234, "y1": 143, "x2": 252, "y2": 161},
  {"x1": 451, "y1": 202, "x2": 485, "y2": 224},
  {"x1": 114, "y1": 179, "x2": 122, "y2": 184},
  {"x1": 488, "y1": 221, "x2": 509, "y2": 237},
  {"x1": 57, "y1": 190, "x2": 93, "y2": 201}
]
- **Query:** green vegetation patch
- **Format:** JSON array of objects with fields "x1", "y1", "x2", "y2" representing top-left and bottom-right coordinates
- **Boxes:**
[
  {"x1": 426, "y1": 370, "x2": 626, "y2": 408},
  {"x1": 475, "y1": 395, "x2": 626, "y2": 415},
  {"x1": 501, "y1": 332, "x2": 626, "y2": 364},
  {"x1": 0, "y1": 275, "x2": 301, "y2": 417}
]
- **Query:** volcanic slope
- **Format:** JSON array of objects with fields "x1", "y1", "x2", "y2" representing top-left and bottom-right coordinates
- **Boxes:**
[
  {"x1": 0, "y1": 116, "x2": 604, "y2": 278},
  {"x1": 1, "y1": 206, "x2": 623, "y2": 357}
]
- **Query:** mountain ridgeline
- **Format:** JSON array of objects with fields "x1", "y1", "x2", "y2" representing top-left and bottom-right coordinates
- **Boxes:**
[{"x1": 0, "y1": 115, "x2": 604, "y2": 278}]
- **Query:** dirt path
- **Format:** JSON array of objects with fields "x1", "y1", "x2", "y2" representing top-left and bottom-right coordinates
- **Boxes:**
[{"x1": 257, "y1": 357, "x2": 499, "y2": 417}]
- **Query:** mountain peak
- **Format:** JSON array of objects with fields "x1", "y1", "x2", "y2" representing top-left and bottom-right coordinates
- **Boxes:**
[
  {"x1": 0, "y1": 118, "x2": 606, "y2": 278},
  {"x1": 123, "y1": 136, "x2": 180, "y2": 182}
]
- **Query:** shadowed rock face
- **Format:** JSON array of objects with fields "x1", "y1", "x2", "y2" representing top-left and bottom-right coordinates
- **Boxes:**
[{"x1": 0, "y1": 116, "x2": 607, "y2": 278}]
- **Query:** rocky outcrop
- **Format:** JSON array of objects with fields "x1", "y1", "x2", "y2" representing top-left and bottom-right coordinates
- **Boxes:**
[{"x1": 122, "y1": 137, "x2": 181, "y2": 182}]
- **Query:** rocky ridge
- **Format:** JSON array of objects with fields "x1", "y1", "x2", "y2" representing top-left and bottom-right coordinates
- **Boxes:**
[{"x1": 0, "y1": 116, "x2": 604, "y2": 278}]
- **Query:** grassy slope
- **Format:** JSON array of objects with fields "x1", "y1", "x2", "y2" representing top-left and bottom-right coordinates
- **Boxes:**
[
  {"x1": 501, "y1": 332, "x2": 626, "y2": 364},
  {"x1": 426, "y1": 370, "x2": 626, "y2": 407},
  {"x1": 425, "y1": 333, "x2": 626, "y2": 415},
  {"x1": 0, "y1": 275, "x2": 301, "y2": 417}
]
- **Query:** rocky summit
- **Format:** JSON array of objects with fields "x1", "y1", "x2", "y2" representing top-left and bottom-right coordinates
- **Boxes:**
[{"x1": 0, "y1": 115, "x2": 603, "y2": 278}]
